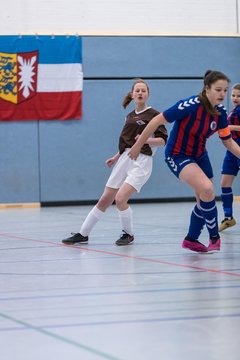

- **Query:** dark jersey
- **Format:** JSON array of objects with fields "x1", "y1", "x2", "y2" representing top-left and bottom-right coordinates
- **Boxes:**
[
  {"x1": 118, "y1": 107, "x2": 168, "y2": 156},
  {"x1": 163, "y1": 95, "x2": 231, "y2": 159},
  {"x1": 228, "y1": 105, "x2": 240, "y2": 144}
]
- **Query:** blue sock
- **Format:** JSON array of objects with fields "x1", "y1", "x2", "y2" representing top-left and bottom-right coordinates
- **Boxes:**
[
  {"x1": 200, "y1": 199, "x2": 219, "y2": 238},
  {"x1": 221, "y1": 187, "x2": 233, "y2": 218},
  {"x1": 186, "y1": 204, "x2": 205, "y2": 240}
]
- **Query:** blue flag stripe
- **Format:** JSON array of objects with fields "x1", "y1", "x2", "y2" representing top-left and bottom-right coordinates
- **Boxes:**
[{"x1": 0, "y1": 35, "x2": 82, "y2": 64}]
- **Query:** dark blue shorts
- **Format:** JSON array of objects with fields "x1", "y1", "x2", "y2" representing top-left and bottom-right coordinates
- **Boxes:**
[
  {"x1": 221, "y1": 150, "x2": 240, "y2": 176},
  {"x1": 165, "y1": 152, "x2": 213, "y2": 179}
]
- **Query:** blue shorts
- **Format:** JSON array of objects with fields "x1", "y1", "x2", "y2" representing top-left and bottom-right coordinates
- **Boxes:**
[
  {"x1": 165, "y1": 152, "x2": 213, "y2": 179},
  {"x1": 221, "y1": 150, "x2": 240, "y2": 176}
]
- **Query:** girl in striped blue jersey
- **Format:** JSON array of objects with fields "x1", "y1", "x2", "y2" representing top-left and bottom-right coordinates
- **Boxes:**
[
  {"x1": 129, "y1": 70, "x2": 240, "y2": 253},
  {"x1": 219, "y1": 83, "x2": 240, "y2": 232}
]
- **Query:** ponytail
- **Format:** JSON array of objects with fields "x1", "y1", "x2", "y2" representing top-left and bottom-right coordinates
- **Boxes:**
[
  {"x1": 199, "y1": 91, "x2": 216, "y2": 115},
  {"x1": 122, "y1": 92, "x2": 133, "y2": 109}
]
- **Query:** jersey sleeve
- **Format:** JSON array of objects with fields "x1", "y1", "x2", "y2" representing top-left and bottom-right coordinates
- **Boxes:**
[
  {"x1": 150, "y1": 108, "x2": 168, "y2": 144},
  {"x1": 228, "y1": 105, "x2": 240, "y2": 125},
  {"x1": 217, "y1": 105, "x2": 232, "y2": 140},
  {"x1": 218, "y1": 127, "x2": 231, "y2": 139},
  {"x1": 154, "y1": 125, "x2": 168, "y2": 144},
  {"x1": 162, "y1": 96, "x2": 200, "y2": 123}
]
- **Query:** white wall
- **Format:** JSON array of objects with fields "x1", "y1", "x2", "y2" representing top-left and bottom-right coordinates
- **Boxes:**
[{"x1": 2, "y1": 0, "x2": 240, "y2": 35}]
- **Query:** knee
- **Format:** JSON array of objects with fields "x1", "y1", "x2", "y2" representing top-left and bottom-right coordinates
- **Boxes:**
[
  {"x1": 200, "y1": 181, "x2": 215, "y2": 200},
  {"x1": 221, "y1": 177, "x2": 231, "y2": 188},
  {"x1": 115, "y1": 193, "x2": 127, "y2": 209},
  {"x1": 97, "y1": 196, "x2": 112, "y2": 211}
]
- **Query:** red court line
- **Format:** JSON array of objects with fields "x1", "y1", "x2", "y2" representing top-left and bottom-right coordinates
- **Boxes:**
[{"x1": 1, "y1": 233, "x2": 240, "y2": 278}]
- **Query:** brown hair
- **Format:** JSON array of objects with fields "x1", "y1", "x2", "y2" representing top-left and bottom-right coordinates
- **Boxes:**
[
  {"x1": 199, "y1": 70, "x2": 230, "y2": 115},
  {"x1": 122, "y1": 78, "x2": 150, "y2": 109},
  {"x1": 232, "y1": 83, "x2": 240, "y2": 91}
]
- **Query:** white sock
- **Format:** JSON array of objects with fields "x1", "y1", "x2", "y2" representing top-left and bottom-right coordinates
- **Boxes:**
[
  {"x1": 80, "y1": 206, "x2": 104, "y2": 236},
  {"x1": 118, "y1": 207, "x2": 133, "y2": 235}
]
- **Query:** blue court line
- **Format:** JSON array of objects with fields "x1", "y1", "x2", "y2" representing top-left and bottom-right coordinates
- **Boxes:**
[
  {"x1": 0, "y1": 283, "x2": 240, "y2": 302},
  {"x1": 0, "y1": 312, "x2": 122, "y2": 360},
  {"x1": 3, "y1": 303, "x2": 240, "y2": 323},
  {"x1": 0, "y1": 269, "x2": 240, "y2": 274},
  {"x1": 1, "y1": 311, "x2": 240, "y2": 333},
  {"x1": 0, "y1": 270, "x2": 202, "y2": 275},
  {"x1": 3, "y1": 295, "x2": 239, "y2": 318},
  {"x1": 33, "y1": 311, "x2": 240, "y2": 328},
  {"x1": 0, "y1": 245, "x2": 55, "y2": 251}
]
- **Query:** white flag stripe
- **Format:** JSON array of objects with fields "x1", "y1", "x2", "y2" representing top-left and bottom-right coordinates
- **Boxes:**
[{"x1": 37, "y1": 64, "x2": 83, "y2": 92}]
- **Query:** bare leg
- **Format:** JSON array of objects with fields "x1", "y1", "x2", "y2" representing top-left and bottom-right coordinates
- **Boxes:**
[
  {"x1": 221, "y1": 174, "x2": 235, "y2": 188},
  {"x1": 179, "y1": 163, "x2": 215, "y2": 201},
  {"x1": 115, "y1": 182, "x2": 136, "y2": 211}
]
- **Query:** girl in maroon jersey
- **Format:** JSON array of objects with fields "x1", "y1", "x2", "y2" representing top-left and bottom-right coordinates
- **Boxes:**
[{"x1": 62, "y1": 79, "x2": 168, "y2": 246}]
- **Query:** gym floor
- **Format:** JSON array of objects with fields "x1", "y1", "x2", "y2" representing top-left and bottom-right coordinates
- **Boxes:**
[{"x1": 0, "y1": 201, "x2": 240, "y2": 360}]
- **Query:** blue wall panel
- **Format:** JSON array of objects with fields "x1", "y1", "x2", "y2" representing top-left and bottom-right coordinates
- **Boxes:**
[
  {"x1": 0, "y1": 122, "x2": 39, "y2": 203},
  {"x1": 39, "y1": 80, "x2": 123, "y2": 202},
  {"x1": 83, "y1": 36, "x2": 240, "y2": 82},
  {"x1": 1, "y1": 36, "x2": 240, "y2": 204}
]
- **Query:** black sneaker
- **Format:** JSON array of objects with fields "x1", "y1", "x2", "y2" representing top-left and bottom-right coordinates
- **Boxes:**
[
  {"x1": 115, "y1": 231, "x2": 134, "y2": 246},
  {"x1": 62, "y1": 233, "x2": 88, "y2": 245}
]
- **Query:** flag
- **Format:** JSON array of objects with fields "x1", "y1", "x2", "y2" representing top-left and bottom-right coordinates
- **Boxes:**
[{"x1": 0, "y1": 35, "x2": 83, "y2": 121}]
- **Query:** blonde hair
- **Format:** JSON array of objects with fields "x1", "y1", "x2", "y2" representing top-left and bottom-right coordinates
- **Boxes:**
[{"x1": 122, "y1": 78, "x2": 149, "y2": 109}]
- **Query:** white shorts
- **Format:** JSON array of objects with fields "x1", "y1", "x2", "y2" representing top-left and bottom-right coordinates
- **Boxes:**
[{"x1": 106, "y1": 149, "x2": 153, "y2": 192}]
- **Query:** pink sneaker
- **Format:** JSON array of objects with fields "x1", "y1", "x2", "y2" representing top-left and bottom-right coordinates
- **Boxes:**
[
  {"x1": 208, "y1": 237, "x2": 221, "y2": 251},
  {"x1": 182, "y1": 239, "x2": 208, "y2": 253}
]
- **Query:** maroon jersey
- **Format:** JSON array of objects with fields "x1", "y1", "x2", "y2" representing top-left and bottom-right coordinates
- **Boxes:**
[{"x1": 118, "y1": 107, "x2": 168, "y2": 156}]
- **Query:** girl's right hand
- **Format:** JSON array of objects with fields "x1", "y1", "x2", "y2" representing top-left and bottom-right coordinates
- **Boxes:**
[
  {"x1": 105, "y1": 158, "x2": 116, "y2": 167},
  {"x1": 128, "y1": 144, "x2": 141, "y2": 160}
]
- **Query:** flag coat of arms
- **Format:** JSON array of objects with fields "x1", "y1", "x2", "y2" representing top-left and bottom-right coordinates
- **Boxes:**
[{"x1": 0, "y1": 35, "x2": 83, "y2": 121}]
